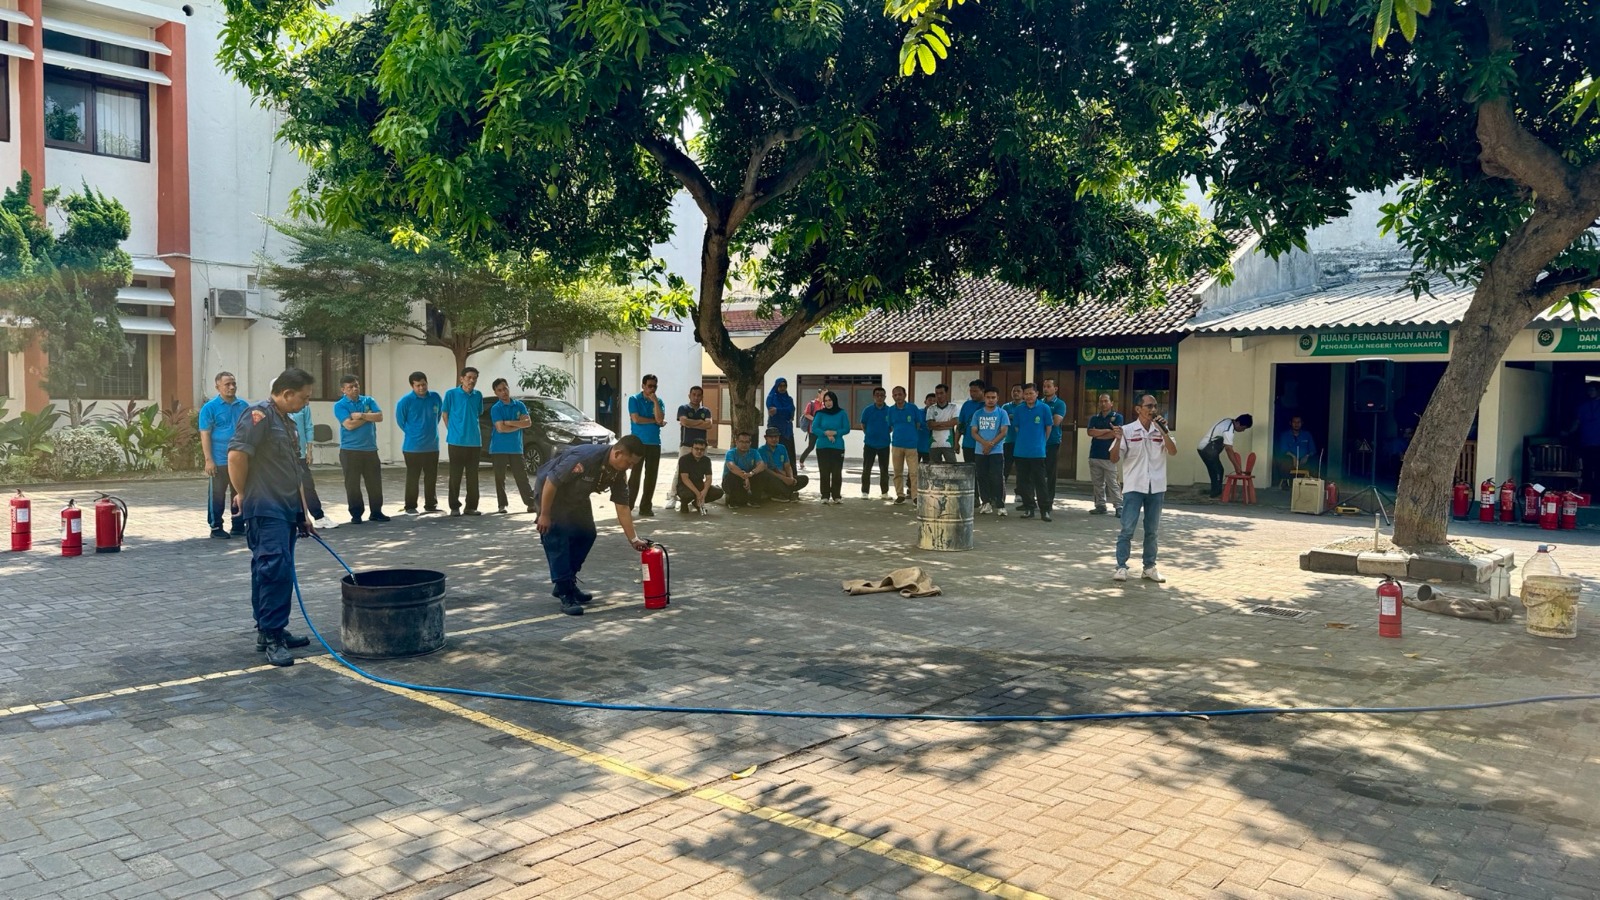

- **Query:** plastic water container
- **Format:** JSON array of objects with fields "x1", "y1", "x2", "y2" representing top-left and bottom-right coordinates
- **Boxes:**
[{"x1": 1524, "y1": 544, "x2": 1561, "y2": 578}]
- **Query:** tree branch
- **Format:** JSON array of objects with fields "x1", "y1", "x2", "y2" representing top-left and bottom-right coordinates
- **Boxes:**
[
  {"x1": 638, "y1": 133, "x2": 726, "y2": 224},
  {"x1": 1534, "y1": 267, "x2": 1600, "y2": 299},
  {"x1": 1476, "y1": 98, "x2": 1580, "y2": 205},
  {"x1": 756, "y1": 62, "x2": 802, "y2": 112}
]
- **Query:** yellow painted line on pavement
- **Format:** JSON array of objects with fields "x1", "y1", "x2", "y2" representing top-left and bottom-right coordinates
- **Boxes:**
[
  {"x1": 306, "y1": 656, "x2": 1051, "y2": 900},
  {"x1": 0, "y1": 665, "x2": 279, "y2": 719}
]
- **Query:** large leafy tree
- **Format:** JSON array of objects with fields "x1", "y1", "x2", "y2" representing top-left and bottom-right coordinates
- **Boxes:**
[
  {"x1": 0, "y1": 174, "x2": 134, "y2": 400},
  {"x1": 221, "y1": 0, "x2": 1232, "y2": 434},
  {"x1": 260, "y1": 223, "x2": 642, "y2": 374},
  {"x1": 1114, "y1": 0, "x2": 1600, "y2": 546}
]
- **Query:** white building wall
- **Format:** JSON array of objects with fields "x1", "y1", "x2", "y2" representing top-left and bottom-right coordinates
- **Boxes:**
[{"x1": 704, "y1": 334, "x2": 897, "y2": 455}]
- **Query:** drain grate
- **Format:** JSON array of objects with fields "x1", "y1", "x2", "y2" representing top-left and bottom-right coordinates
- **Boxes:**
[{"x1": 1246, "y1": 604, "x2": 1313, "y2": 621}]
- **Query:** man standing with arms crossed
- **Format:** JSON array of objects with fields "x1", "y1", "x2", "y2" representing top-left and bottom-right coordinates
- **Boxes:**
[
  {"x1": 488, "y1": 378, "x2": 537, "y2": 514},
  {"x1": 627, "y1": 374, "x2": 667, "y2": 517},
  {"x1": 333, "y1": 375, "x2": 388, "y2": 524},
  {"x1": 394, "y1": 371, "x2": 442, "y2": 514},
  {"x1": 1110, "y1": 394, "x2": 1177, "y2": 583},
  {"x1": 229, "y1": 368, "x2": 318, "y2": 667},
  {"x1": 1011, "y1": 384, "x2": 1055, "y2": 520},
  {"x1": 199, "y1": 371, "x2": 249, "y2": 539},
  {"x1": 441, "y1": 367, "x2": 484, "y2": 516},
  {"x1": 667, "y1": 384, "x2": 711, "y2": 511},
  {"x1": 1084, "y1": 393, "x2": 1124, "y2": 517}
]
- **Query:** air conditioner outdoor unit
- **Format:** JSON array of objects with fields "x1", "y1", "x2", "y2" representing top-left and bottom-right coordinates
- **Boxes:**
[{"x1": 210, "y1": 288, "x2": 260, "y2": 321}]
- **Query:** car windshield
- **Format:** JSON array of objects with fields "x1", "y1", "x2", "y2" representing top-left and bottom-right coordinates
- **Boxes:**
[{"x1": 532, "y1": 398, "x2": 586, "y2": 423}]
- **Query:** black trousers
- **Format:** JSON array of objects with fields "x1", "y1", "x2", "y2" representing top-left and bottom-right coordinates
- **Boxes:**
[
  {"x1": 492, "y1": 453, "x2": 535, "y2": 509},
  {"x1": 207, "y1": 466, "x2": 240, "y2": 532},
  {"x1": 976, "y1": 454, "x2": 1005, "y2": 508},
  {"x1": 1015, "y1": 456, "x2": 1049, "y2": 511},
  {"x1": 798, "y1": 430, "x2": 818, "y2": 466},
  {"x1": 627, "y1": 444, "x2": 662, "y2": 512},
  {"x1": 339, "y1": 449, "x2": 383, "y2": 520},
  {"x1": 1199, "y1": 437, "x2": 1226, "y2": 497},
  {"x1": 247, "y1": 516, "x2": 297, "y2": 631},
  {"x1": 928, "y1": 447, "x2": 957, "y2": 464},
  {"x1": 540, "y1": 505, "x2": 596, "y2": 590},
  {"x1": 723, "y1": 474, "x2": 763, "y2": 507},
  {"x1": 1044, "y1": 443, "x2": 1061, "y2": 501},
  {"x1": 817, "y1": 448, "x2": 845, "y2": 500},
  {"x1": 448, "y1": 444, "x2": 481, "y2": 512},
  {"x1": 676, "y1": 482, "x2": 725, "y2": 508},
  {"x1": 403, "y1": 450, "x2": 439, "y2": 511},
  {"x1": 780, "y1": 435, "x2": 798, "y2": 470},
  {"x1": 757, "y1": 470, "x2": 808, "y2": 498},
  {"x1": 1003, "y1": 443, "x2": 1015, "y2": 479},
  {"x1": 861, "y1": 446, "x2": 890, "y2": 494},
  {"x1": 298, "y1": 459, "x2": 325, "y2": 520}
]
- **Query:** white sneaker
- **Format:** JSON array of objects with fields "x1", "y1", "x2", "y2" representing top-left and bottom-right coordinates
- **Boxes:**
[
  {"x1": 977, "y1": 502, "x2": 992, "y2": 515},
  {"x1": 1142, "y1": 567, "x2": 1166, "y2": 583},
  {"x1": 1113, "y1": 566, "x2": 1128, "y2": 582},
  {"x1": 314, "y1": 516, "x2": 339, "y2": 530},
  {"x1": 996, "y1": 507, "x2": 1008, "y2": 517}
]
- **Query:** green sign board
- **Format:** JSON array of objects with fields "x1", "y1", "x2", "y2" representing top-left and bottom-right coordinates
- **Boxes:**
[
  {"x1": 1294, "y1": 330, "x2": 1449, "y2": 357},
  {"x1": 1534, "y1": 327, "x2": 1600, "y2": 353},
  {"x1": 1077, "y1": 346, "x2": 1177, "y2": 365}
]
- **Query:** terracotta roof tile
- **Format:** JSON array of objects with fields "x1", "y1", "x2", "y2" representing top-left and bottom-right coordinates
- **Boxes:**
[{"x1": 723, "y1": 308, "x2": 790, "y2": 334}]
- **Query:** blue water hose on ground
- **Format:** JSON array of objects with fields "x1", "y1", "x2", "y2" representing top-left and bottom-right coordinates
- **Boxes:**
[{"x1": 294, "y1": 533, "x2": 1600, "y2": 724}]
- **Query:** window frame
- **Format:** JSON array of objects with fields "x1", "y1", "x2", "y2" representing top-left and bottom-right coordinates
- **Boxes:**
[
  {"x1": 42, "y1": 63, "x2": 150, "y2": 162},
  {"x1": 284, "y1": 338, "x2": 366, "y2": 402},
  {"x1": 80, "y1": 333, "x2": 149, "y2": 400},
  {"x1": 797, "y1": 374, "x2": 883, "y2": 426},
  {"x1": 1, "y1": 47, "x2": 11, "y2": 144}
]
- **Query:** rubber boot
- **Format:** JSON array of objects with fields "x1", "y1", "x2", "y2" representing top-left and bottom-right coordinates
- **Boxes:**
[
  {"x1": 262, "y1": 630, "x2": 295, "y2": 667},
  {"x1": 257, "y1": 628, "x2": 311, "y2": 651},
  {"x1": 553, "y1": 580, "x2": 585, "y2": 616}
]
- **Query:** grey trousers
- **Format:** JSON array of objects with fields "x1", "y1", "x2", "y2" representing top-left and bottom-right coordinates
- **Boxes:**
[{"x1": 1090, "y1": 457, "x2": 1121, "y2": 511}]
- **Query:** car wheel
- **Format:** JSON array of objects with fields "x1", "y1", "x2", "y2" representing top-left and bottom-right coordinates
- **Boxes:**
[{"x1": 523, "y1": 444, "x2": 545, "y2": 475}]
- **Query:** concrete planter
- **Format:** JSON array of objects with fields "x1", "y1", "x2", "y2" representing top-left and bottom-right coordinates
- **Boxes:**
[{"x1": 1301, "y1": 545, "x2": 1515, "y2": 593}]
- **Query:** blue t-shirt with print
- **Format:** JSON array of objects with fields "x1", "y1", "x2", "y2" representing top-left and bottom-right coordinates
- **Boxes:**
[
  {"x1": 860, "y1": 403, "x2": 892, "y2": 448},
  {"x1": 1012, "y1": 401, "x2": 1052, "y2": 459},
  {"x1": 888, "y1": 403, "x2": 922, "y2": 449},
  {"x1": 443, "y1": 387, "x2": 483, "y2": 447},
  {"x1": 1044, "y1": 395, "x2": 1067, "y2": 446},
  {"x1": 724, "y1": 446, "x2": 764, "y2": 476},
  {"x1": 489, "y1": 399, "x2": 529, "y2": 454},
  {"x1": 958, "y1": 398, "x2": 985, "y2": 449},
  {"x1": 972, "y1": 407, "x2": 1009, "y2": 455},
  {"x1": 395, "y1": 390, "x2": 442, "y2": 453},
  {"x1": 332, "y1": 395, "x2": 381, "y2": 452},
  {"x1": 629, "y1": 392, "x2": 663, "y2": 446},
  {"x1": 1088, "y1": 411, "x2": 1125, "y2": 460},
  {"x1": 198, "y1": 395, "x2": 250, "y2": 465}
]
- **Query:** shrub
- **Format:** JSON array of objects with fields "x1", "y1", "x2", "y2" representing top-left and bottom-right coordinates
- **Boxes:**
[{"x1": 47, "y1": 426, "x2": 123, "y2": 481}]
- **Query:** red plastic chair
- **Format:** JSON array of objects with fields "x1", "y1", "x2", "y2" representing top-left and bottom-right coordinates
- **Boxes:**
[{"x1": 1222, "y1": 452, "x2": 1257, "y2": 504}]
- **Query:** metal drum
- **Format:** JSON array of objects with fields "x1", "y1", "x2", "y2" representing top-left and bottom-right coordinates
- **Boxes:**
[
  {"x1": 916, "y1": 464, "x2": 975, "y2": 551},
  {"x1": 340, "y1": 569, "x2": 447, "y2": 659}
]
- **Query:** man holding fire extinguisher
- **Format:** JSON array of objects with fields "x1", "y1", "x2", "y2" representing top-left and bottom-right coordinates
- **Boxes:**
[
  {"x1": 229, "y1": 368, "x2": 320, "y2": 667},
  {"x1": 533, "y1": 435, "x2": 649, "y2": 616}
]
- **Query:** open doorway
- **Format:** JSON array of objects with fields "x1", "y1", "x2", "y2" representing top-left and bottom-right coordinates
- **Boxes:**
[{"x1": 594, "y1": 353, "x2": 622, "y2": 436}]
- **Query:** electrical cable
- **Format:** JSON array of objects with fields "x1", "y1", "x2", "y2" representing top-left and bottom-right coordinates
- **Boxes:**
[{"x1": 294, "y1": 534, "x2": 1600, "y2": 724}]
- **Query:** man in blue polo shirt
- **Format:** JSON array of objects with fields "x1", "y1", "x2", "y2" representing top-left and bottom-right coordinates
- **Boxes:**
[
  {"x1": 627, "y1": 374, "x2": 666, "y2": 516},
  {"x1": 333, "y1": 374, "x2": 387, "y2": 524},
  {"x1": 1041, "y1": 378, "x2": 1069, "y2": 509},
  {"x1": 757, "y1": 426, "x2": 809, "y2": 501},
  {"x1": 887, "y1": 386, "x2": 923, "y2": 504},
  {"x1": 859, "y1": 386, "x2": 892, "y2": 499},
  {"x1": 394, "y1": 370, "x2": 442, "y2": 514},
  {"x1": 441, "y1": 367, "x2": 484, "y2": 516},
  {"x1": 488, "y1": 378, "x2": 536, "y2": 513},
  {"x1": 1085, "y1": 392, "x2": 1124, "y2": 516},
  {"x1": 198, "y1": 371, "x2": 250, "y2": 539},
  {"x1": 1001, "y1": 384, "x2": 1023, "y2": 484},
  {"x1": 1011, "y1": 383, "x2": 1055, "y2": 521},
  {"x1": 958, "y1": 380, "x2": 987, "y2": 464},
  {"x1": 722, "y1": 431, "x2": 768, "y2": 508}
]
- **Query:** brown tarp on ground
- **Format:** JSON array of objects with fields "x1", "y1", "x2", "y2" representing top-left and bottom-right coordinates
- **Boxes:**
[
  {"x1": 1404, "y1": 585, "x2": 1515, "y2": 623},
  {"x1": 842, "y1": 567, "x2": 942, "y2": 598}
]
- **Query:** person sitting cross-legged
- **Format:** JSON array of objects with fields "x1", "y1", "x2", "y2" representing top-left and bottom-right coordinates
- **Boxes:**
[
  {"x1": 675, "y1": 439, "x2": 724, "y2": 513},
  {"x1": 722, "y1": 431, "x2": 768, "y2": 508},
  {"x1": 756, "y1": 427, "x2": 810, "y2": 501}
]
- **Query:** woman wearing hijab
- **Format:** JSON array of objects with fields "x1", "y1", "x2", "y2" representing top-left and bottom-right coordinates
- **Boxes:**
[
  {"x1": 766, "y1": 377, "x2": 798, "y2": 466},
  {"x1": 809, "y1": 391, "x2": 852, "y2": 504},
  {"x1": 797, "y1": 387, "x2": 825, "y2": 469}
]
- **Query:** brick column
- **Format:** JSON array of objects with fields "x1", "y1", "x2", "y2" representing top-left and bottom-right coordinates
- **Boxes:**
[
  {"x1": 16, "y1": 0, "x2": 46, "y2": 411},
  {"x1": 154, "y1": 22, "x2": 193, "y2": 410}
]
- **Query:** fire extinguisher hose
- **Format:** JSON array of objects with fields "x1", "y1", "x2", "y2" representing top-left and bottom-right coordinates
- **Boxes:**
[{"x1": 294, "y1": 534, "x2": 1600, "y2": 725}]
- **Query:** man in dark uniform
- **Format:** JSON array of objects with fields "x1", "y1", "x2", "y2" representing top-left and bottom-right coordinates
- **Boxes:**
[
  {"x1": 534, "y1": 434, "x2": 649, "y2": 615},
  {"x1": 229, "y1": 368, "x2": 319, "y2": 666}
]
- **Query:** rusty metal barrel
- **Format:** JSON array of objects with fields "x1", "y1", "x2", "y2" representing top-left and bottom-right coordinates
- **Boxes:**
[
  {"x1": 340, "y1": 569, "x2": 447, "y2": 658},
  {"x1": 916, "y1": 463, "x2": 975, "y2": 551}
]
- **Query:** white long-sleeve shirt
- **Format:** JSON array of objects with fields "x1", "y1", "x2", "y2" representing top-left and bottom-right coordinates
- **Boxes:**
[{"x1": 1116, "y1": 419, "x2": 1173, "y2": 494}]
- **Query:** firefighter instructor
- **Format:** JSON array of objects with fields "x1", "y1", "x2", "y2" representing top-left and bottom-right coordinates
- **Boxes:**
[
  {"x1": 534, "y1": 434, "x2": 649, "y2": 616},
  {"x1": 229, "y1": 367, "x2": 319, "y2": 667}
]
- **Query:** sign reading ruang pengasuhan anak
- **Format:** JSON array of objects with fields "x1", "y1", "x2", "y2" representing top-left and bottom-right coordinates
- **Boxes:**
[{"x1": 1294, "y1": 330, "x2": 1450, "y2": 357}]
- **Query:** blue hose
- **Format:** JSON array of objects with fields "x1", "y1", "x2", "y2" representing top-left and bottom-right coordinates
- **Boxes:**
[{"x1": 295, "y1": 533, "x2": 1600, "y2": 724}]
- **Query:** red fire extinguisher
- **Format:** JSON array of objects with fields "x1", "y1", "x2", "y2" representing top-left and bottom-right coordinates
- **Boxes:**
[
  {"x1": 1540, "y1": 489, "x2": 1561, "y2": 530},
  {"x1": 1523, "y1": 483, "x2": 1542, "y2": 523},
  {"x1": 94, "y1": 494, "x2": 127, "y2": 553},
  {"x1": 9, "y1": 489, "x2": 29, "y2": 552},
  {"x1": 1478, "y1": 477, "x2": 1496, "y2": 522},
  {"x1": 1325, "y1": 481, "x2": 1339, "y2": 510},
  {"x1": 61, "y1": 499, "x2": 83, "y2": 557},
  {"x1": 1560, "y1": 490, "x2": 1580, "y2": 530},
  {"x1": 641, "y1": 541, "x2": 670, "y2": 609},
  {"x1": 1451, "y1": 482, "x2": 1470, "y2": 520},
  {"x1": 1498, "y1": 476, "x2": 1517, "y2": 523},
  {"x1": 1377, "y1": 576, "x2": 1403, "y2": 638}
]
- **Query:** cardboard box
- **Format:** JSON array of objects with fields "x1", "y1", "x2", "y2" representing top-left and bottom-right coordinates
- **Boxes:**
[{"x1": 1291, "y1": 478, "x2": 1326, "y2": 515}]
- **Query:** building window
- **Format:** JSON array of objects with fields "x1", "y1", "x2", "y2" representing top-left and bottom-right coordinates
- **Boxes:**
[
  {"x1": 81, "y1": 334, "x2": 149, "y2": 399},
  {"x1": 285, "y1": 339, "x2": 365, "y2": 402},
  {"x1": 797, "y1": 374, "x2": 882, "y2": 425},
  {"x1": 42, "y1": 33, "x2": 150, "y2": 161},
  {"x1": 1, "y1": 52, "x2": 10, "y2": 143}
]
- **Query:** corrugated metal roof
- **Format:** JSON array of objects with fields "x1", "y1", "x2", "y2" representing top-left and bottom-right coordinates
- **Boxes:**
[{"x1": 1189, "y1": 277, "x2": 1476, "y2": 334}]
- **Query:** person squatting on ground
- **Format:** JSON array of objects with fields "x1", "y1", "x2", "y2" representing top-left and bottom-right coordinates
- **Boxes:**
[
  {"x1": 810, "y1": 391, "x2": 852, "y2": 504},
  {"x1": 229, "y1": 367, "x2": 319, "y2": 666},
  {"x1": 442, "y1": 367, "x2": 484, "y2": 516},
  {"x1": 1197, "y1": 413, "x2": 1254, "y2": 498},
  {"x1": 488, "y1": 378, "x2": 536, "y2": 514},
  {"x1": 926, "y1": 384, "x2": 959, "y2": 464},
  {"x1": 1011, "y1": 383, "x2": 1056, "y2": 520},
  {"x1": 333, "y1": 375, "x2": 388, "y2": 524},
  {"x1": 533, "y1": 435, "x2": 649, "y2": 615},
  {"x1": 722, "y1": 431, "x2": 768, "y2": 508},
  {"x1": 888, "y1": 386, "x2": 924, "y2": 503},
  {"x1": 199, "y1": 371, "x2": 250, "y2": 539},
  {"x1": 675, "y1": 439, "x2": 724, "y2": 513},
  {"x1": 395, "y1": 371, "x2": 442, "y2": 514},
  {"x1": 766, "y1": 377, "x2": 798, "y2": 473},
  {"x1": 1085, "y1": 393, "x2": 1124, "y2": 516},
  {"x1": 859, "y1": 386, "x2": 892, "y2": 498},
  {"x1": 667, "y1": 385, "x2": 712, "y2": 510},
  {"x1": 971, "y1": 388, "x2": 1009, "y2": 516},
  {"x1": 757, "y1": 426, "x2": 809, "y2": 500},
  {"x1": 627, "y1": 374, "x2": 666, "y2": 517},
  {"x1": 1110, "y1": 393, "x2": 1177, "y2": 584}
]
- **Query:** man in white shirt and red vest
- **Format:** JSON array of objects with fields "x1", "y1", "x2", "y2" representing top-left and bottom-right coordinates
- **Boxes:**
[{"x1": 1109, "y1": 393, "x2": 1177, "y2": 584}]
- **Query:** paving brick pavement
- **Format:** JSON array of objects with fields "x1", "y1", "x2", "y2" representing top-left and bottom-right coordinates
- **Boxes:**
[{"x1": 1, "y1": 468, "x2": 1598, "y2": 898}]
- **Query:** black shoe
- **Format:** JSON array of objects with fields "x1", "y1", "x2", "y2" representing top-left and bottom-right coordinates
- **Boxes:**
[
  {"x1": 571, "y1": 585, "x2": 594, "y2": 604},
  {"x1": 1021, "y1": 509, "x2": 1036, "y2": 519},
  {"x1": 261, "y1": 630, "x2": 294, "y2": 667},
  {"x1": 257, "y1": 628, "x2": 311, "y2": 651},
  {"x1": 497, "y1": 507, "x2": 510, "y2": 515},
  {"x1": 230, "y1": 526, "x2": 245, "y2": 537},
  {"x1": 370, "y1": 513, "x2": 391, "y2": 523},
  {"x1": 210, "y1": 528, "x2": 229, "y2": 539},
  {"x1": 1089, "y1": 508, "x2": 1107, "y2": 516},
  {"x1": 464, "y1": 510, "x2": 482, "y2": 517},
  {"x1": 560, "y1": 597, "x2": 585, "y2": 615},
  {"x1": 424, "y1": 506, "x2": 441, "y2": 513},
  {"x1": 349, "y1": 517, "x2": 364, "y2": 525},
  {"x1": 450, "y1": 509, "x2": 462, "y2": 517},
  {"x1": 1041, "y1": 510, "x2": 1053, "y2": 522},
  {"x1": 404, "y1": 508, "x2": 420, "y2": 515},
  {"x1": 638, "y1": 508, "x2": 655, "y2": 518}
]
